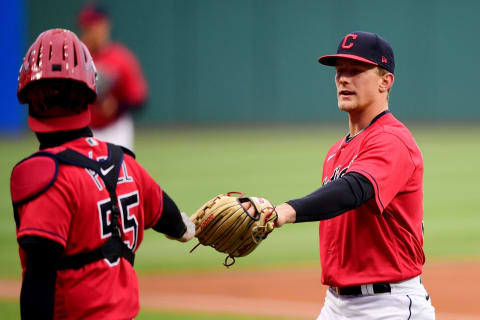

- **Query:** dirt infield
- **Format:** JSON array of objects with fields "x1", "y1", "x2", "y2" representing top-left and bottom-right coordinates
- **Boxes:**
[
  {"x1": 1, "y1": 261, "x2": 479, "y2": 319},
  {"x1": 138, "y1": 261, "x2": 480, "y2": 319}
]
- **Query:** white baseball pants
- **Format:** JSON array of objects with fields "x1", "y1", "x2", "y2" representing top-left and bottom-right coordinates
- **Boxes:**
[
  {"x1": 92, "y1": 113, "x2": 134, "y2": 151},
  {"x1": 317, "y1": 276, "x2": 435, "y2": 320}
]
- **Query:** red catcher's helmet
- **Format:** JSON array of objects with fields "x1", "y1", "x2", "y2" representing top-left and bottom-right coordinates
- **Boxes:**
[{"x1": 17, "y1": 28, "x2": 97, "y2": 132}]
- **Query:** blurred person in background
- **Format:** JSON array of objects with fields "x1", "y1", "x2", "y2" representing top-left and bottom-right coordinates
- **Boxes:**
[{"x1": 78, "y1": 4, "x2": 148, "y2": 150}]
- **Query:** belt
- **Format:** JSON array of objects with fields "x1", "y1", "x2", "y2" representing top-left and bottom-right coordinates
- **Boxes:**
[{"x1": 331, "y1": 282, "x2": 391, "y2": 296}]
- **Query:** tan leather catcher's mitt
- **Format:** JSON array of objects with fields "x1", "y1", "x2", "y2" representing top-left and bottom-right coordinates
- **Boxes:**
[{"x1": 190, "y1": 192, "x2": 277, "y2": 267}]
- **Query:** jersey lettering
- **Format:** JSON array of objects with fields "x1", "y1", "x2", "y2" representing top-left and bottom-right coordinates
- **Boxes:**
[
  {"x1": 86, "y1": 153, "x2": 107, "y2": 191},
  {"x1": 323, "y1": 155, "x2": 357, "y2": 185},
  {"x1": 86, "y1": 152, "x2": 134, "y2": 191},
  {"x1": 98, "y1": 191, "x2": 140, "y2": 264},
  {"x1": 99, "y1": 198, "x2": 114, "y2": 239},
  {"x1": 330, "y1": 165, "x2": 348, "y2": 182},
  {"x1": 119, "y1": 191, "x2": 139, "y2": 250},
  {"x1": 88, "y1": 169, "x2": 104, "y2": 191},
  {"x1": 118, "y1": 162, "x2": 133, "y2": 184}
]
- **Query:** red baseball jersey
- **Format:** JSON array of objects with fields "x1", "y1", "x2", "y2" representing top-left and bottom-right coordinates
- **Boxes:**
[
  {"x1": 90, "y1": 42, "x2": 148, "y2": 128},
  {"x1": 319, "y1": 112, "x2": 425, "y2": 287},
  {"x1": 15, "y1": 137, "x2": 163, "y2": 319}
]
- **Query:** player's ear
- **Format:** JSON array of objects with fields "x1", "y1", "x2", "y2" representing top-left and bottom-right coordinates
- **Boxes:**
[{"x1": 379, "y1": 73, "x2": 394, "y2": 93}]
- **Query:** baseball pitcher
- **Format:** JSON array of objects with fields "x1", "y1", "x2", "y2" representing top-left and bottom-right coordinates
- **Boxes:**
[{"x1": 274, "y1": 32, "x2": 435, "y2": 319}]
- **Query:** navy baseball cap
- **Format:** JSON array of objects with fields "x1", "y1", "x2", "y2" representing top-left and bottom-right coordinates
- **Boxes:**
[
  {"x1": 78, "y1": 5, "x2": 109, "y2": 28},
  {"x1": 318, "y1": 32, "x2": 395, "y2": 74}
]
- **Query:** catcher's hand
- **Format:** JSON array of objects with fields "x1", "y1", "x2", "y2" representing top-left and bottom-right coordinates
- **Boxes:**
[
  {"x1": 165, "y1": 212, "x2": 196, "y2": 242},
  {"x1": 190, "y1": 192, "x2": 277, "y2": 267}
]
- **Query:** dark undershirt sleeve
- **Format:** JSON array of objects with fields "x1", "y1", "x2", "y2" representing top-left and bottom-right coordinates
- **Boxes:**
[
  {"x1": 18, "y1": 236, "x2": 63, "y2": 320},
  {"x1": 287, "y1": 172, "x2": 374, "y2": 223},
  {"x1": 152, "y1": 190, "x2": 187, "y2": 238}
]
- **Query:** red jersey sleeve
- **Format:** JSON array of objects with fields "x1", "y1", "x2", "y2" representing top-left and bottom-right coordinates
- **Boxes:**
[
  {"x1": 125, "y1": 156, "x2": 163, "y2": 229},
  {"x1": 143, "y1": 183, "x2": 163, "y2": 229},
  {"x1": 347, "y1": 132, "x2": 416, "y2": 213}
]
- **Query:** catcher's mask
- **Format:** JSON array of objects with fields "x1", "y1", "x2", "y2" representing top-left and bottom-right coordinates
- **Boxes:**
[{"x1": 17, "y1": 28, "x2": 97, "y2": 132}]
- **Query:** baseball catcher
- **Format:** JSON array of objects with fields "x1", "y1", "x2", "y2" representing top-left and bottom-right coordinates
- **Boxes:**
[
  {"x1": 12, "y1": 28, "x2": 195, "y2": 320},
  {"x1": 190, "y1": 192, "x2": 277, "y2": 266}
]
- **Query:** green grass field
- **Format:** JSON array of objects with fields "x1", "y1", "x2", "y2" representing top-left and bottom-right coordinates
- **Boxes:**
[
  {"x1": 1, "y1": 124, "x2": 479, "y2": 318},
  {"x1": 0, "y1": 299, "x2": 283, "y2": 320}
]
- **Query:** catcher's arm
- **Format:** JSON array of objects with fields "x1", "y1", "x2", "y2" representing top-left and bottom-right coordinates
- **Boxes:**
[
  {"x1": 153, "y1": 191, "x2": 195, "y2": 242},
  {"x1": 19, "y1": 236, "x2": 63, "y2": 319},
  {"x1": 172, "y1": 212, "x2": 195, "y2": 242}
]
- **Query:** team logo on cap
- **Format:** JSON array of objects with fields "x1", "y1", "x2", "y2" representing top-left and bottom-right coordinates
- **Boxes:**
[{"x1": 341, "y1": 34, "x2": 358, "y2": 49}]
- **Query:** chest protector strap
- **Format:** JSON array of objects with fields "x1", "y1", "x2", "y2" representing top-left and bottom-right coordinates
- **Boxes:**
[{"x1": 56, "y1": 144, "x2": 135, "y2": 270}]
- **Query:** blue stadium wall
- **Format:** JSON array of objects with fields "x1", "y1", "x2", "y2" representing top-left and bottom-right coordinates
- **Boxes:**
[{"x1": 1, "y1": 0, "x2": 25, "y2": 133}]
